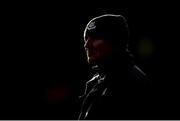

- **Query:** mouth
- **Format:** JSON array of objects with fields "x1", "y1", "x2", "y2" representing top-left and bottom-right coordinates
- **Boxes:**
[{"x1": 86, "y1": 49, "x2": 96, "y2": 57}]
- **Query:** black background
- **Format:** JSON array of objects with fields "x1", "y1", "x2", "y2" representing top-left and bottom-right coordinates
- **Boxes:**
[{"x1": 1, "y1": 1, "x2": 180, "y2": 119}]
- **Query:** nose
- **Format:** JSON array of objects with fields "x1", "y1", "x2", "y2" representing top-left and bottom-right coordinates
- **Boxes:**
[
  {"x1": 84, "y1": 40, "x2": 88, "y2": 49},
  {"x1": 84, "y1": 38, "x2": 92, "y2": 49}
]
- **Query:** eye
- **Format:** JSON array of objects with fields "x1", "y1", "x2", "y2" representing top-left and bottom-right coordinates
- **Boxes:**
[{"x1": 93, "y1": 39, "x2": 104, "y2": 46}]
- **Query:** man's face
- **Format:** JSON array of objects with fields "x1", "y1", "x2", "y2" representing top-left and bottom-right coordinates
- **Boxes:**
[{"x1": 84, "y1": 37, "x2": 113, "y2": 64}]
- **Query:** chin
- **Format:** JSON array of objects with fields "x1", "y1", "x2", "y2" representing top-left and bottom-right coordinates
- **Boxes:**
[{"x1": 87, "y1": 57, "x2": 97, "y2": 65}]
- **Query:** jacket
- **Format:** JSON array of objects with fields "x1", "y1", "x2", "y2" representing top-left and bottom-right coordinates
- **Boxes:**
[{"x1": 78, "y1": 54, "x2": 152, "y2": 120}]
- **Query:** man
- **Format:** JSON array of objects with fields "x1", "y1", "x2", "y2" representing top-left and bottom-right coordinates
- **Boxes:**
[{"x1": 78, "y1": 14, "x2": 152, "y2": 120}]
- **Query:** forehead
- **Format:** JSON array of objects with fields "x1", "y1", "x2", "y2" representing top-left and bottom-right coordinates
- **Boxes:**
[{"x1": 84, "y1": 36, "x2": 105, "y2": 42}]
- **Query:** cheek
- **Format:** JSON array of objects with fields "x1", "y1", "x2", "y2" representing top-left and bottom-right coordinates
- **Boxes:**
[
  {"x1": 93, "y1": 40, "x2": 112, "y2": 57},
  {"x1": 93, "y1": 39, "x2": 104, "y2": 48}
]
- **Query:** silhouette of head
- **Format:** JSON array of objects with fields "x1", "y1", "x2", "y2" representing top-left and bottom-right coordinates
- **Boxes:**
[{"x1": 84, "y1": 14, "x2": 129, "y2": 64}]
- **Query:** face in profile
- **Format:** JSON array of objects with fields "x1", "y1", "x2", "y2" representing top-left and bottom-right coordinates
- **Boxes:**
[{"x1": 84, "y1": 37, "x2": 113, "y2": 64}]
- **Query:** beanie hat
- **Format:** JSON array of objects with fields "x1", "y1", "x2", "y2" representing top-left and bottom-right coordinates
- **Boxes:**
[{"x1": 84, "y1": 14, "x2": 129, "y2": 51}]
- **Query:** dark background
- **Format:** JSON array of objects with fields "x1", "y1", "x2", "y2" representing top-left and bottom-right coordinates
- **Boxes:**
[{"x1": 1, "y1": 1, "x2": 180, "y2": 119}]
